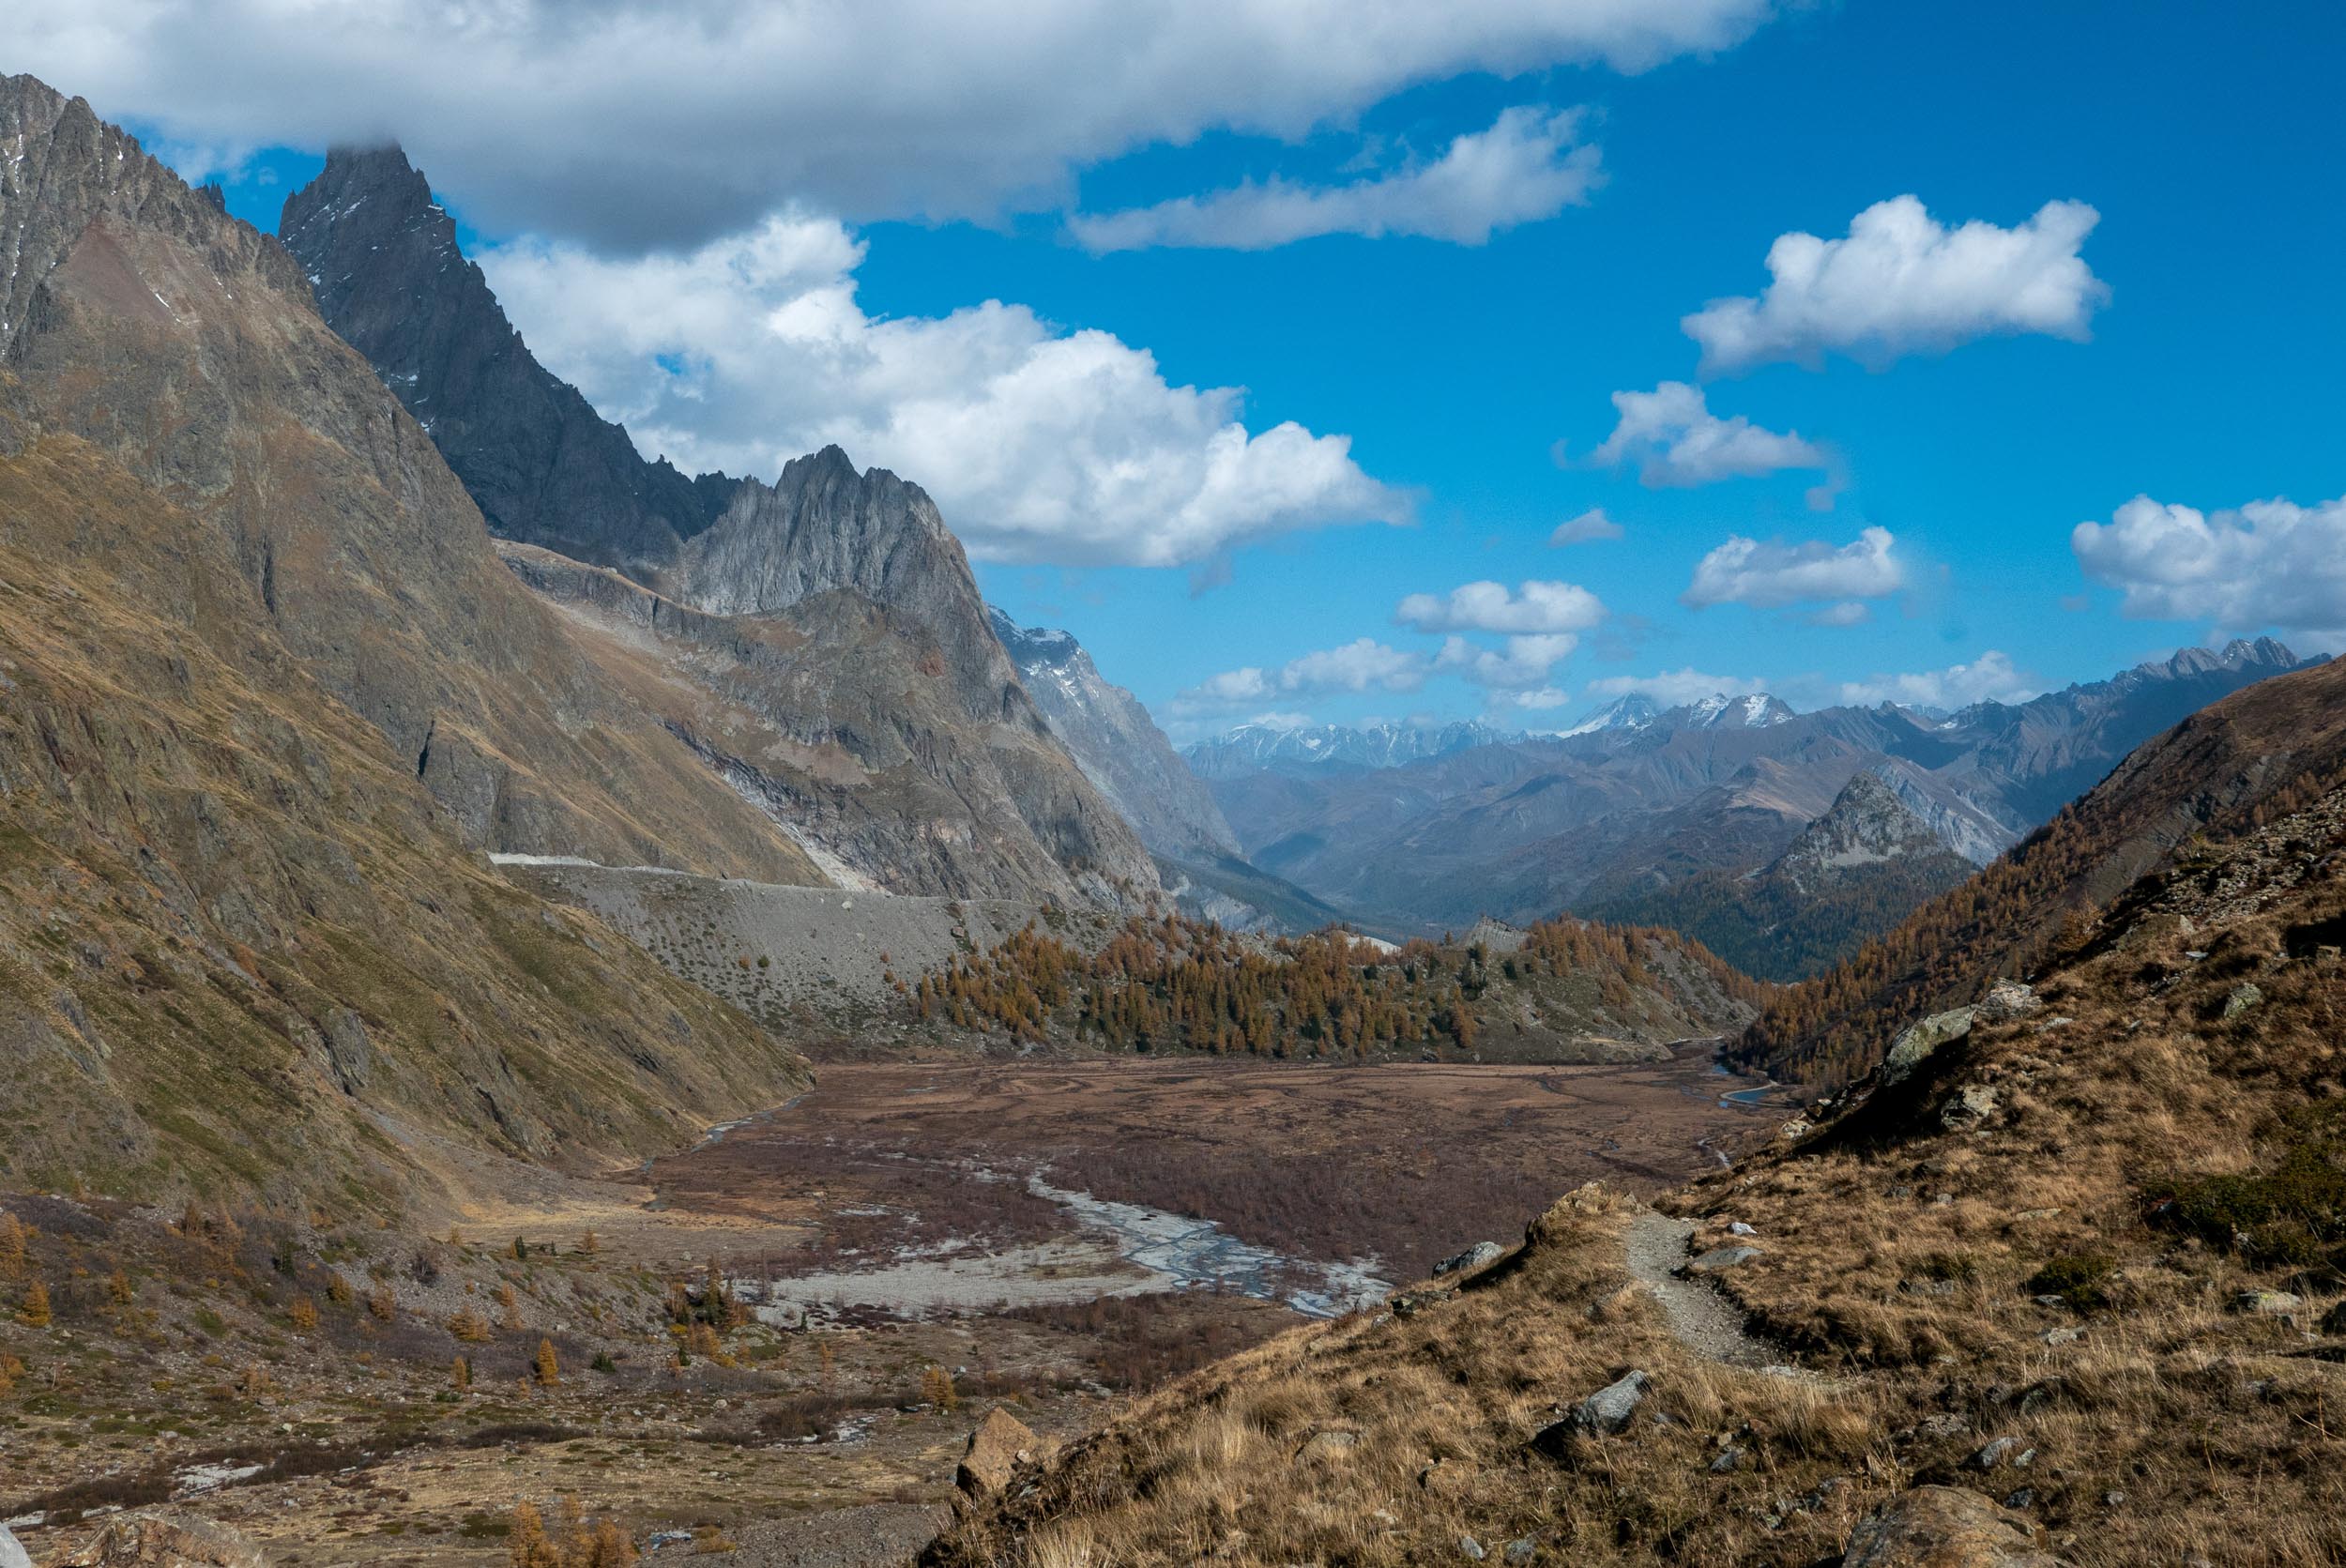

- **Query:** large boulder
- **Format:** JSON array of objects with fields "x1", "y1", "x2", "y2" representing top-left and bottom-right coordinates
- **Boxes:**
[
  {"x1": 1434, "y1": 1241, "x2": 1505, "y2": 1278},
  {"x1": 1, "y1": 1524, "x2": 31, "y2": 1568},
  {"x1": 1531, "y1": 1370, "x2": 1649, "y2": 1456},
  {"x1": 1840, "y1": 1486, "x2": 2061, "y2": 1567},
  {"x1": 57, "y1": 1514, "x2": 268, "y2": 1567},
  {"x1": 955, "y1": 1407, "x2": 1042, "y2": 1498},
  {"x1": 1880, "y1": 1009, "x2": 1977, "y2": 1088}
]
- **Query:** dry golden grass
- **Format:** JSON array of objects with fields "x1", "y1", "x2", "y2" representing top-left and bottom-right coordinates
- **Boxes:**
[{"x1": 929, "y1": 791, "x2": 2346, "y2": 1566}]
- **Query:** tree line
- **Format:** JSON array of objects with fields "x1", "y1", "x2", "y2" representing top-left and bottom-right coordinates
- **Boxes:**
[{"x1": 912, "y1": 911, "x2": 1761, "y2": 1059}]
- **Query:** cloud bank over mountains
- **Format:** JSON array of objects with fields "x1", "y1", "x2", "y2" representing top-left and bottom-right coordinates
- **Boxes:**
[
  {"x1": 2074, "y1": 494, "x2": 2346, "y2": 646},
  {"x1": 480, "y1": 216, "x2": 1404, "y2": 568},
  {"x1": 17, "y1": 0, "x2": 1776, "y2": 247}
]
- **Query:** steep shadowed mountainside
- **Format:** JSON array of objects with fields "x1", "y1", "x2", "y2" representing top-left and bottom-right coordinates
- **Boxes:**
[
  {"x1": 989, "y1": 607, "x2": 1239, "y2": 861},
  {"x1": 0, "y1": 75, "x2": 812, "y2": 1207},
  {"x1": 282, "y1": 146, "x2": 1160, "y2": 906},
  {"x1": 1197, "y1": 645, "x2": 2312, "y2": 939},
  {"x1": 1741, "y1": 648, "x2": 2346, "y2": 1085},
  {"x1": 277, "y1": 145, "x2": 737, "y2": 573}
]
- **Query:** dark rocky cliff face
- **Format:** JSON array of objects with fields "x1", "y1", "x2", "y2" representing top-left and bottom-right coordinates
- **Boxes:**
[{"x1": 278, "y1": 145, "x2": 736, "y2": 574}]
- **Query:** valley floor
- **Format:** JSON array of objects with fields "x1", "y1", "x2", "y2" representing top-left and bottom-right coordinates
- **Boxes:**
[{"x1": 0, "y1": 1051, "x2": 1771, "y2": 1565}]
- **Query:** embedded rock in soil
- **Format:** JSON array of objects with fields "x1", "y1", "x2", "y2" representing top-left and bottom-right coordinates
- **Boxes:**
[
  {"x1": 1880, "y1": 1009, "x2": 1977, "y2": 1088},
  {"x1": 1532, "y1": 1369, "x2": 1650, "y2": 1453},
  {"x1": 57, "y1": 1514, "x2": 268, "y2": 1567},
  {"x1": 1839, "y1": 1486, "x2": 2060, "y2": 1567},
  {"x1": 1683, "y1": 1244, "x2": 1761, "y2": 1273},
  {"x1": 956, "y1": 1407, "x2": 1042, "y2": 1497}
]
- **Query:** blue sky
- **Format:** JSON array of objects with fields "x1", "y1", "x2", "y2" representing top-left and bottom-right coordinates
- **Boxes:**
[{"x1": 55, "y1": 0, "x2": 2346, "y2": 738}]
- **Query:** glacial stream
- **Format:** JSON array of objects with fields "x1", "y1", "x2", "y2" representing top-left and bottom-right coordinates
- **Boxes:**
[{"x1": 1027, "y1": 1174, "x2": 1391, "y2": 1319}]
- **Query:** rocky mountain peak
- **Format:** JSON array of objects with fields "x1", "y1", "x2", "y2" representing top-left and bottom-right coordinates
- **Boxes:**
[
  {"x1": 988, "y1": 606, "x2": 1084, "y2": 672},
  {"x1": 279, "y1": 145, "x2": 736, "y2": 574},
  {"x1": 1679, "y1": 692, "x2": 1795, "y2": 729},
  {"x1": 1771, "y1": 769, "x2": 1950, "y2": 887},
  {"x1": 668, "y1": 447, "x2": 1019, "y2": 712}
]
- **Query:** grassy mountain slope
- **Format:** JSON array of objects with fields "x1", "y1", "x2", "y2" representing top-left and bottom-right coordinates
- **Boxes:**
[
  {"x1": 0, "y1": 77, "x2": 814, "y2": 1209},
  {"x1": 928, "y1": 777, "x2": 2346, "y2": 1568},
  {"x1": 0, "y1": 426, "x2": 809, "y2": 1209},
  {"x1": 1742, "y1": 652, "x2": 2346, "y2": 1086}
]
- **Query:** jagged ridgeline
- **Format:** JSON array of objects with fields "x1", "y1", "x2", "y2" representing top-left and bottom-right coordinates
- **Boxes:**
[
  {"x1": 915, "y1": 914, "x2": 1768, "y2": 1062},
  {"x1": 0, "y1": 76, "x2": 811, "y2": 1207},
  {"x1": 1740, "y1": 650, "x2": 2346, "y2": 1087},
  {"x1": 279, "y1": 145, "x2": 1162, "y2": 909}
]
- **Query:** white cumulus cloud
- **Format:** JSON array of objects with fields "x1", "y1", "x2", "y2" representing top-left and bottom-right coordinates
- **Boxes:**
[
  {"x1": 1437, "y1": 633, "x2": 1584, "y2": 690},
  {"x1": 2071, "y1": 494, "x2": 2346, "y2": 641},
  {"x1": 1550, "y1": 507, "x2": 1623, "y2": 545},
  {"x1": 478, "y1": 214, "x2": 1403, "y2": 567},
  {"x1": 1683, "y1": 195, "x2": 2110, "y2": 374},
  {"x1": 1838, "y1": 650, "x2": 2038, "y2": 709},
  {"x1": 1172, "y1": 638, "x2": 1428, "y2": 714},
  {"x1": 1394, "y1": 579, "x2": 1607, "y2": 635},
  {"x1": 1068, "y1": 105, "x2": 1600, "y2": 252},
  {"x1": 1683, "y1": 525, "x2": 1904, "y2": 610},
  {"x1": 1587, "y1": 381, "x2": 1829, "y2": 489},
  {"x1": 14, "y1": 0, "x2": 1775, "y2": 248}
]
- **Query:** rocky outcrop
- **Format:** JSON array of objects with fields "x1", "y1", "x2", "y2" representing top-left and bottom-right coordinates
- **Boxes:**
[
  {"x1": 1838, "y1": 1486, "x2": 2059, "y2": 1567},
  {"x1": 57, "y1": 1514, "x2": 268, "y2": 1567},
  {"x1": 278, "y1": 145, "x2": 735, "y2": 574},
  {"x1": 957, "y1": 1408, "x2": 1044, "y2": 1498},
  {"x1": 1769, "y1": 772, "x2": 1974, "y2": 892}
]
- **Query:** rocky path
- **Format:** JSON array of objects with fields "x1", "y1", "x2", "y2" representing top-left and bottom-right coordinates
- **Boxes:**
[{"x1": 1623, "y1": 1211, "x2": 1782, "y2": 1369}]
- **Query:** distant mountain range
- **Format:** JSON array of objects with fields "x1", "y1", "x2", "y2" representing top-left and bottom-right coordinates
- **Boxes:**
[
  {"x1": 1558, "y1": 692, "x2": 1794, "y2": 736},
  {"x1": 988, "y1": 610, "x2": 1345, "y2": 933},
  {"x1": 1184, "y1": 720, "x2": 1520, "y2": 779},
  {"x1": 1194, "y1": 639, "x2": 2317, "y2": 952}
]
